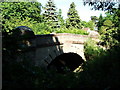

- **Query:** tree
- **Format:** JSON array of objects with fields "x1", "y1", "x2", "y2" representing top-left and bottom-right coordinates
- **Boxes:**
[
  {"x1": 97, "y1": 14, "x2": 104, "y2": 33},
  {"x1": 83, "y1": 1, "x2": 120, "y2": 48},
  {"x1": 91, "y1": 16, "x2": 98, "y2": 25},
  {"x1": 43, "y1": 0, "x2": 59, "y2": 29},
  {"x1": 81, "y1": 21, "x2": 87, "y2": 28},
  {"x1": 98, "y1": 12, "x2": 119, "y2": 48},
  {"x1": 112, "y1": 5, "x2": 120, "y2": 42},
  {"x1": 66, "y1": 2, "x2": 81, "y2": 29},
  {"x1": 57, "y1": 9, "x2": 65, "y2": 28},
  {"x1": 83, "y1": 1, "x2": 118, "y2": 11},
  {"x1": 103, "y1": 20, "x2": 113, "y2": 27},
  {"x1": 81, "y1": 20, "x2": 95, "y2": 30},
  {"x1": 91, "y1": 16, "x2": 98, "y2": 23},
  {"x1": 87, "y1": 20, "x2": 95, "y2": 30},
  {"x1": 1, "y1": 2, "x2": 42, "y2": 33},
  {"x1": 90, "y1": 16, "x2": 98, "y2": 30}
]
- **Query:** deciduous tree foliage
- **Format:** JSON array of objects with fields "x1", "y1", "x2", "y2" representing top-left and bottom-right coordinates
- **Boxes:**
[
  {"x1": 83, "y1": 1, "x2": 117, "y2": 11},
  {"x1": 84, "y1": 1, "x2": 120, "y2": 48},
  {"x1": 97, "y1": 7, "x2": 120, "y2": 48},
  {"x1": 81, "y1": 20, "x2": 95, "y2": 30},
  {"x1": 66, "y1": 2, "x2": 81, "y2": 29},
  {"x1": 1, "y1": 2, "x2": 42, "y2": 33}
]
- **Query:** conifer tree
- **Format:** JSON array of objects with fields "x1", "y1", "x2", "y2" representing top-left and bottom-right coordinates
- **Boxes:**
[
  {"x1": 58, "y1": 9, "x2": 65, "y2": 27},
  {"x1": 97, "y1": 14, "x2": 104, "y2": 33},
  {"x1": 66, "y1": 2, "x2": 81, "y2": 29},
  {"x1": 43, "y1": 0, "x2": 59, "y2": 28}
]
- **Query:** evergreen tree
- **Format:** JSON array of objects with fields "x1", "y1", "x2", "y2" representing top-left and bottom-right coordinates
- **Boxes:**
[
  {"x1": 97, "y1": 14, "x2": 104, "y2": 34},
  {"x1": 91, "y1": 16, "x2": 98, "y2": 25},
  {"x1": 57, "y1": 9, "x2": 65, "y2": 28},
  {"x1": 66, "y1": 2, "x2": 81, "y2": 29},
  {"x1": 91, "y1": 16, "x2": 98, "y2": 30},
  {"x1": 43, "y1": 0, "x2": 59, "y2": 28}
]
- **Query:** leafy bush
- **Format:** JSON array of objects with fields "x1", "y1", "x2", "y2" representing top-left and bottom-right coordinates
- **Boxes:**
[
  {"x1": 100, "y1": 28, "x2": 119, "y2": 49},
  {"x1": 80, "y1": 46, "x2": 120, "y2": 88},
  {"x1": 84, "y1": 38, "x2": 105, "y2": 60},
  {"x1": 2, "y1": 17, "x2": 36, "y2": 33},
  {"x1": 31, "y1": 23, "x2": 52, "y2": 35}
]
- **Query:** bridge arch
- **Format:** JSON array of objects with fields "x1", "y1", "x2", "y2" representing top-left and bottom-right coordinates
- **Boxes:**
[
  {"x1": 47, "y1": 52, "x2": 84, "y2": 73},
  {"x1": 15, "y1": 33, "x2": 99, "y2": 69},
  {"x1": 34, "y1": 33, "x2": 88, "y2": 69}
]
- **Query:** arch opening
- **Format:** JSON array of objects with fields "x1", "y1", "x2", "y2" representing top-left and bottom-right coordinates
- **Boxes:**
[{"x1": 47, "y1": 52, "x2": 84, "y2": 73}]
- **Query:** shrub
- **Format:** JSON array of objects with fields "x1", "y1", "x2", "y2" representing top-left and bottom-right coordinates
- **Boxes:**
[
  {"x1": 31, "y1": 23, "x2": 52, "y2": 35},
  {"x1": 84, "y1": 38, "x2": 105, "y2": 60},
  {"x1": 80, "y1": 46, "x2": 120, "y2": 88}
]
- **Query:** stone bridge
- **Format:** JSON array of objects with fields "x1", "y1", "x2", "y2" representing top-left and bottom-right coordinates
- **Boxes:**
[{"x1": 19, "y1": 33, "x2": 98, "y2": 69}]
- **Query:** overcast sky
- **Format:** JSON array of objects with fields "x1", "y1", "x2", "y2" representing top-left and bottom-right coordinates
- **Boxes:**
[{"x1": 38, "y1": 0, "x2": 106, "y2": 22}]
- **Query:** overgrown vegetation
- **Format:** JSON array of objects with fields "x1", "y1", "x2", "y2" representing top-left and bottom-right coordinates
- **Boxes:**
[
  {"x1": 97, "y1": 12, "x2": 119, "y2": 49},
  {"x1": 2, "y1": 0, "x2": 120, "y2": 89},
  {"x1": 81, "y1": 46, "x2": 120, "y2": 88},
  {"x1": 84, "y1": 38, "x2": 105, "y2": 60},
  {"x1": 3, "y1": 37, "x2": 120, "y2": 88}
]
